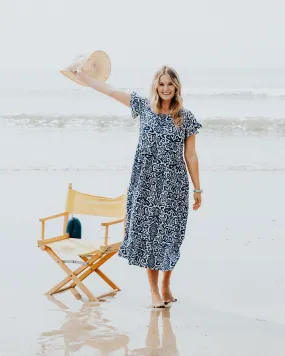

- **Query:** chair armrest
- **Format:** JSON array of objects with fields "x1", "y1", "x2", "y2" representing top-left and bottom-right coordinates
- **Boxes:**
[
  {"x1": 38, "y1": 234, "x2": 69, "y2": 247},
  {"x1": 101, "y1": 217, "x2": 125, "y2": 227},
  {"x1": 39, "y1": 212, "x2": 69, "y2": 241},
  {"x1": 39, "y1": 212, "x2": 68, "y2": 222}
]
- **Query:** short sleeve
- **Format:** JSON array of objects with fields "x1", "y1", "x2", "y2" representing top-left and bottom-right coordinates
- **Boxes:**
[
  {"x1": 184, "y1": 109, "x2": 202, "y2": 140},
  {"x1": 130, "y1": 91, "x2": 147, "y2": 119}
]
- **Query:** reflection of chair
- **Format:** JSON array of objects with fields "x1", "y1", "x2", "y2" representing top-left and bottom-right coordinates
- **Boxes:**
[
  {"x1": 38, "y1": 296, "x2": 129, "y2": 356},
  {"x1": 37, "y1": 183, "x2": 126, "y2": 301}
]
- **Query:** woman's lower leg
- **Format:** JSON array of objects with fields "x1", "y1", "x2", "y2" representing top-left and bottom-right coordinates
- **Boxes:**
[
  {"x1": 161, "y1": 271, "x2": 176, "y2": 303},
  {"x1": 146, "y1": 269, "x2": 164, "y2": 307}
]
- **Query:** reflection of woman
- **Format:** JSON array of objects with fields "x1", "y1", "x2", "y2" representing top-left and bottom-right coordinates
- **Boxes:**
[
  {"x1": 73, "y1": 65, "x2": 202, "y2": 308},
  {"x1": 131, "y1": 309, "x2": 178, "y2": 355}
]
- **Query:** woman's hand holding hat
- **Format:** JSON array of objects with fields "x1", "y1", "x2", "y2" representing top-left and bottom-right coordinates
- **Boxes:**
[
  {"x1": 60, "y1": 51, "x2": 111, "y2": 86},
  {"x1": 65, "y1": 59, "x2": 87, "y2": 82},
  {"x1": 69, "y1": 65, "x2": 86, "y2": 83}
]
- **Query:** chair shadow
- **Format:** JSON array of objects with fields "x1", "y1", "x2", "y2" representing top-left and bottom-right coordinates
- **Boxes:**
[
  {"x1": 131, "y1": 308, "x2": 179, "y2": 355},
  {"x1": 38, "y1": 294, "x2": 130, "y2": 356}
]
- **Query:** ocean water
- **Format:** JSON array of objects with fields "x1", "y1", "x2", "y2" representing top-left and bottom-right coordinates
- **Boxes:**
[{"x1": 0, "y1": 67, "x2": 285, "y2": 173}]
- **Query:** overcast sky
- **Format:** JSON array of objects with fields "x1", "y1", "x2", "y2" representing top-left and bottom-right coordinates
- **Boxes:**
[{"x1": 1, "y1": 0, "x2": 285, "y2": 70}]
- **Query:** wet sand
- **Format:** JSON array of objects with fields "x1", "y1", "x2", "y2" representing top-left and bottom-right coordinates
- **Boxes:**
[{"x1": 1, "y1": 169, "x2": 285, "y2": 355}]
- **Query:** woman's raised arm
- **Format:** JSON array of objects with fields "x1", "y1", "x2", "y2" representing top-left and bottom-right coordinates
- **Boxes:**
[{"x1": 73, "y1": 68, "x2": 131, "y2": 108}]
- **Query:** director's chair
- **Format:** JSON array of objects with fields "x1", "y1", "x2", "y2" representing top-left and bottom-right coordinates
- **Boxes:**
[{"x1": 37, "y1": 183, "x2": 127, "y2": 301}]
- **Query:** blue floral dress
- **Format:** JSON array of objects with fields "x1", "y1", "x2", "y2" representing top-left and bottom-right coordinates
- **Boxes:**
[{"x1": 118, "y1": 91, "x2": 202, "y2": 271}]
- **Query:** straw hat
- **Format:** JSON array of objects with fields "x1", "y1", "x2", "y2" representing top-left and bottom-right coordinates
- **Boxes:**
[{"x1": 60, "y1": 50, "x2": 111, "y2": 86}]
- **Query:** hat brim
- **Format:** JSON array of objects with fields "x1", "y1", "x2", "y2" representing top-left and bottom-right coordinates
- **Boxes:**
[
  {"x1": 60, "y1": 70, "x2": 89, "y2": 86},
  {"x1": 60, "y1": 50, "x2": 111, "y2": 86}
]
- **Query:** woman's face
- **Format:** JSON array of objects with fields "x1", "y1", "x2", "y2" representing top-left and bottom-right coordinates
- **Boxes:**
[{"x1": 157, "y1": 74, "x2": 176, "y2": 101}]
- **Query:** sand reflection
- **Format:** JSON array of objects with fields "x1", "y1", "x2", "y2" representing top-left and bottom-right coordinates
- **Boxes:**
[
  {"x1": 38, "y1": 295, "x2": 130, "y2": 355},
  {"x1": 38, "y1": 294, "x2": 178, "y2": 355},
  {"x1": 131, "y1": 308, "x2": 178, "y2": 356}
]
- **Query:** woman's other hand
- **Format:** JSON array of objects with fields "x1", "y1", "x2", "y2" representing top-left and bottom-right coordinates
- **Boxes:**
[{"x1": 193, "y1": 192, "x2": 202, "y2": 210}]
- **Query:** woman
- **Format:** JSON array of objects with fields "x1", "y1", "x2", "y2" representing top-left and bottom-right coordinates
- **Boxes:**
[{"x1": 72, "y1": 65, "x2": 202, "y2": 308}]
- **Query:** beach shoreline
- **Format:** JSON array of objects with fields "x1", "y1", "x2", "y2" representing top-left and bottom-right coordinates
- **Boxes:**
[{"x1": 1, "y1": 167, "x2": 285, "y2": 355}]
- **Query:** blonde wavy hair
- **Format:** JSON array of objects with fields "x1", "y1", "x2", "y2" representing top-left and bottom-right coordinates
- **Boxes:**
[{"x1": 150, "y1": 66, "x2": 183, "y2": 128}]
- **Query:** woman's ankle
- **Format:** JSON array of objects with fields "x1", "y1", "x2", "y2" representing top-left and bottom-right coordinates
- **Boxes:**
[
  {"x1": 150, "y1": 289, "x2": 161, "y2": 296},
  {"x1": 161, "y1": 281, "x2": 171, "y2": 290}
]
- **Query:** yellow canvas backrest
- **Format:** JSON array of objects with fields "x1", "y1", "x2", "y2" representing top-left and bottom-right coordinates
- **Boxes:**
[{"x1": 65, "y1": 185, "x2": 127, "y2": 217}]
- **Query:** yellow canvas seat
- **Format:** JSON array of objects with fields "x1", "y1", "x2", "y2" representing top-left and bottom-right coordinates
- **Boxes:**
[
  {"x1": 48, "y1": 238, "x2": 100, "y2": 257},
  {"x1": 38, "y1": 183, "x2": 127, "y2": 301}
]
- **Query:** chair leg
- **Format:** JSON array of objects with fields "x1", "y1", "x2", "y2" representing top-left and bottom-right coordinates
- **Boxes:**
[
  {"x1": 66, "y1": 252, "x2": 119, "y2": 291},
  {"x1": 75, "y1": 252, "x2": 118, "y2": 287},
  {"x1": 79, "y1": 253, "x2": 120, "y2": 291},
  {"x1": 44, "y1": 247, "x2": 98, "y2": 301},
  {"x1": 45, "y1": 263, "x2": 86, "y2": 296},
  {"x1": 45, "y1": 252, "x2": 100, "y2": 296},
  {"x1": 95, "y1": 268, "x2": 120, "y2": 291}
]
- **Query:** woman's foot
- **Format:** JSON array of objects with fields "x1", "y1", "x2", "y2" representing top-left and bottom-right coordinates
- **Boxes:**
[
  {"x1": 151, "y1": 291, "x2": 165, "y2": 308},
  {"x1": 161, "y1": 285, "x2": 177, "y2": 305}
]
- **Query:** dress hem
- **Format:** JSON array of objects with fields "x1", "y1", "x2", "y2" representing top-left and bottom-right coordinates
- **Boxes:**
[{"x1": 118, "y1": 253, "x2": 176, "y2": 271}]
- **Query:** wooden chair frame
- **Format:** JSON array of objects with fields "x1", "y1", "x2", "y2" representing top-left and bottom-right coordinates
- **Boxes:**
[{"x1": 37, "y1": 183, "x2": 126, "y2": 301}]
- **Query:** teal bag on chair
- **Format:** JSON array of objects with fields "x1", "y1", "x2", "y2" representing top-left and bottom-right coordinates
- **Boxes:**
[{"x1": 66, "y1": 217, "x2": 82, "y2": 239}]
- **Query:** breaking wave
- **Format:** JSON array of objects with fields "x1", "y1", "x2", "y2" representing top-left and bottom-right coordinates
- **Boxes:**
[{"x1": 1, "y1": 114, "x2": 285, "y2": 135}]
